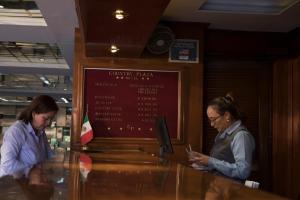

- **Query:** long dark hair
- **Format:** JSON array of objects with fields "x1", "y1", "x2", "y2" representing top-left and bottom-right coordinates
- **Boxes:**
[
  {"x1": 208, "y1": 93, "x2": 244, "y2": 121},
  {"x1": 18, "y1": 95, "x2": 59, "y2": 123}
]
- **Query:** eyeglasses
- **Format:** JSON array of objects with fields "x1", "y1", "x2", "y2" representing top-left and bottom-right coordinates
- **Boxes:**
[
  {"x1": 42, "y1": 115, "x2": 54, "y2": 123},
  {"x1": 208, "y1": 115, "x2": 222, "y2": 123}
]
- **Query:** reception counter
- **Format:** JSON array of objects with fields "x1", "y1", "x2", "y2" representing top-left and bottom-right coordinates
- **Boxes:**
[{"x1": 0, "y1": 150, "x2": 288, "y2": 200}]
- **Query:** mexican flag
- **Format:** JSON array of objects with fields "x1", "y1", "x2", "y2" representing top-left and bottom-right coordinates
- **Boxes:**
[
  {"x1": 81, "y1": 114, "x2": 93, "y2": 145},
  {"x1": 79, "y1": 153, "x2": 92, "y2": 181}
]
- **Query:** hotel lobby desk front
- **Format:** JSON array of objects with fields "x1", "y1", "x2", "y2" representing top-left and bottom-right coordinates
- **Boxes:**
[{"x1": 0, "y1": 151, "x2": 288, "y2": 200}]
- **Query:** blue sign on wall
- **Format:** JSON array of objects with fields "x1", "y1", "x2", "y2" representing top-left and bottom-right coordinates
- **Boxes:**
[{"x1": 169, "y1": 39, "x2": 199, "y2": 63}]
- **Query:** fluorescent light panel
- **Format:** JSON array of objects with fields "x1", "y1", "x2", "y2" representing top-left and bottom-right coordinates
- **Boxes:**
[{"x1": 199, "y1": 0, "x2": 300, "y2": 15}]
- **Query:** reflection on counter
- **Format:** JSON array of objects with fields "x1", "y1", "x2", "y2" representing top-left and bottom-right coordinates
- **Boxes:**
[
  {"x1": 0, "y1": 148, "x2": 70, "y2": 200},
  {"x1": 0, "y1": 175, "x2": 54, "y2": 200},
  {"x1": 0, "y1": 150, "x2": 289, "y2": 200},
  {"x1": 69, "y1": 151, "x2": 288, "y2": 200}
]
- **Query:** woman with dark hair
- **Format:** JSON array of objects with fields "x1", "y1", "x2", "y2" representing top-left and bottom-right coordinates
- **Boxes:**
[
  {"x1": 0, "y1": 95, "x2": 59, "y2": 184},
  {"x1": 188, "y1": 93, "x2": 255, "y2": 182}
]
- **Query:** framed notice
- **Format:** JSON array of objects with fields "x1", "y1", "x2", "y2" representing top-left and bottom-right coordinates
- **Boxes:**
[
  {"x1": 169, "y1": 39, "x2": 199, "y2": 63},
  {"x1": 83, "y1": 68, "x2": 181, "y2": 140}
]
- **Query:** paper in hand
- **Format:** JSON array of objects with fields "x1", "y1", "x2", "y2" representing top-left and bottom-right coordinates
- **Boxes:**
[{"x1": 191, "y1": 163, "x2": 208, "y2": 171}]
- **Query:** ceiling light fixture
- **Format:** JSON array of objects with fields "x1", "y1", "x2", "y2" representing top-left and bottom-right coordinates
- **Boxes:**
[
  {"x1": 199, "y1": 0, "x2": 300, "y2": 15},
  {"x1": 0, "y1": 97, "x2": 8, "y2": 102},
  {"x1": 40, "y1": 76, "x2": 50, "y2": 85},
  {"x1": 110, "y1": 45, "x2": 119, "y2": 53},
  {"x1": 61, "y1": 97, "x2": 69, "y2": 103},
  {"x1": 113, "y1": 9, "x2": 128, "y2": 20}
]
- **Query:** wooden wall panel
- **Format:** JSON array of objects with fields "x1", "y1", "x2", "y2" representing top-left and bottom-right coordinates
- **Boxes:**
[
  {"x1": 72, "y1": 25, "x2": 205, "y2": 160},
  {"x1": 71, "y1": 21, "x2": 300, "y2": 197},
  {"x1": 257, "y1": 66, "x2": 273, "y2": 190},
  {"x1": 289, "y1": 28, "x2": 300, "y2": 56},
  {"x1": 203, "y1": 60, "x2": 273, "y2": 190},
  {"x1": 292, "y1": 58, "x2": 300, "y2": 199},
  {"x1": 205, "y1": 30, "x2": 289, "y2": 58},
  {"x1": 204, "y1": 28, "x2": 300, "y2": 195},
  {"x1": 75, "y1": 0, "x2": 170, "y2": 58},
  {"x1": 273, "y1": 58, "x2": 298, "y2": 198}
]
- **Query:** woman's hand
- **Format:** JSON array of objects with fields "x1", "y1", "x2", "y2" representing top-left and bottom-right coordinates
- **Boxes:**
[
  {"x1": 188, "y1": 152, "x2": 210, "y2": 166},
  {"x1": 28, "y1": 165, "x2": 49, "y2": 186}
]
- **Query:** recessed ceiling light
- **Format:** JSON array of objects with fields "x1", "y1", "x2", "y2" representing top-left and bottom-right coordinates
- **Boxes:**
[
  {"x1": 113, "y1": 9, "x2": 128, "y2": 20},
  {"x1": 110, "y1": 45, "x2": 119, "y2": 53}
]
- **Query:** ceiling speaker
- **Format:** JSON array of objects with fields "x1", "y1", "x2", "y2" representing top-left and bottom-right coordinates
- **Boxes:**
[{"x1": 146, "y1": 25, "x2": 175, "y2": 55}]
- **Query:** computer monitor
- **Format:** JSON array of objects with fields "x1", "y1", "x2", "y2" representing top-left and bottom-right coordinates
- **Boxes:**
[{"x1": 154, "y1": 116, "x2": 174, "y2": 157}]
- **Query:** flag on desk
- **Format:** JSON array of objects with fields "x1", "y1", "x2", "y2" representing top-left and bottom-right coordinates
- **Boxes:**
[{"x1": 81, "y1": 114, "x2": 94, "y2": 145}]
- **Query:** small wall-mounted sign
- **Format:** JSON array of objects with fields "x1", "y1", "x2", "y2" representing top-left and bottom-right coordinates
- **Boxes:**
[{"x1": 169, "y1": 39, "x2": 199, "y2": 63}]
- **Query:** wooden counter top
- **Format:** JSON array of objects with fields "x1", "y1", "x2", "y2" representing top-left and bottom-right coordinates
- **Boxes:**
[{"x1": 0, "y1": 150, "x2": 289, "y2": 200}]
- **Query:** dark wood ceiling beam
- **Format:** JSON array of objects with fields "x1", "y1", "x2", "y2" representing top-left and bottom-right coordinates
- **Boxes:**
[{"x1": 75, "y1": 0, "x2": 170, "y2": 58}]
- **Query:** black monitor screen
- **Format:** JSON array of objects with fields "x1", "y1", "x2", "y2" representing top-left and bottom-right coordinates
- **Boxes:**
[{"x1": 154, "y1": 117, "x2": 174, "y2": 156}]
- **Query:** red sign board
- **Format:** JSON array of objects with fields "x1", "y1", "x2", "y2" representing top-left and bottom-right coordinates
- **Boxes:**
[{"x1": 84, "y1": 68, "x2": 180, "y2": 138}]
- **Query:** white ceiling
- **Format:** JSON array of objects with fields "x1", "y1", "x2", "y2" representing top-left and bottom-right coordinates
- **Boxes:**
[
  {"x1": 0, "y1": 0, "x2": 76, "y2": 99},
  {"x1": 0, "y1": 0, "x2": 77, "y2": 75}
]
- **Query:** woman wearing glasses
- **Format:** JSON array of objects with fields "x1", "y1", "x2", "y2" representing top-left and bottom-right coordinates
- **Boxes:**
[
  {"x1": 188, "y1": 93, "x2": 255, "y2": 182},
  {"x1": 0, "y1": 95, "x2": 58, "y2": 185}
]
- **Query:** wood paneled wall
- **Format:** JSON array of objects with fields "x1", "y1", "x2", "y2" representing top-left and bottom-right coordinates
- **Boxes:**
[
  {"x1": 203, "y1": 60, "x2": 273, "y2": 190},
  {"x1": 71, "y1": 19, "x2": 300, "y2": 197},
  {"x1": 273, "y1": 57, "x2": 300, "y2": 199},
  {"x1": 205, "y1": 29, "x2": 289, "y2": 58},
  {"x1": 203, "y1": 28, "x2": 300, "y2": 196},
  {"x1": 72, "y1": 23, "x2": 205, "y2": 160},
  {"x1": 289, "y1": 28, "x2": 300, "y2": 56},
  {"x1": 75, "y1": 0, "x2": 170, "y2": 58}
]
